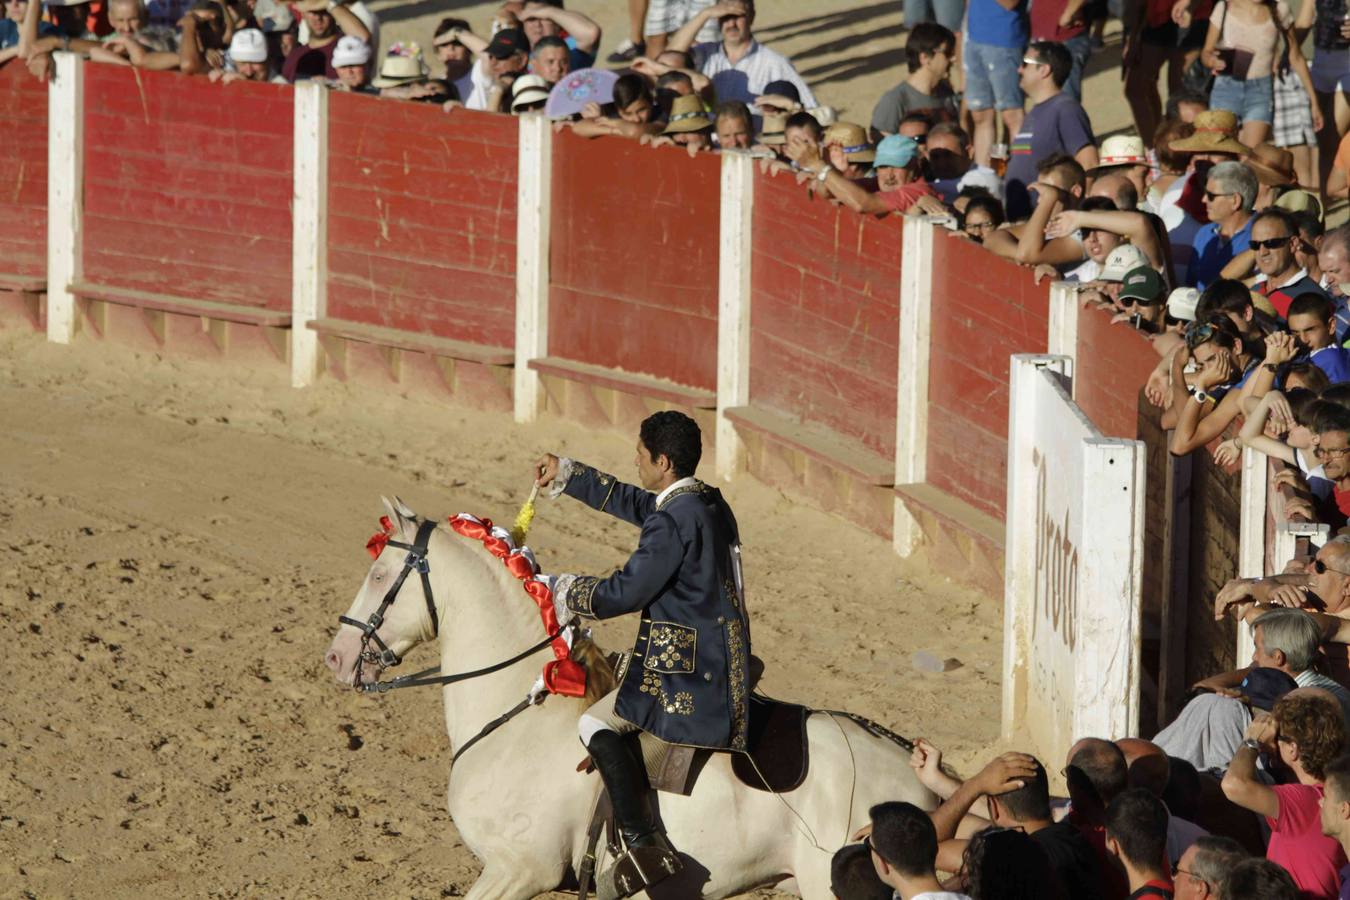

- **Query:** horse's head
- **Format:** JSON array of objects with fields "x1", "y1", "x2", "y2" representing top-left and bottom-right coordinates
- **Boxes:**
[{"x1": 325, "y1": 496, "x2": 441, "y2": 688}]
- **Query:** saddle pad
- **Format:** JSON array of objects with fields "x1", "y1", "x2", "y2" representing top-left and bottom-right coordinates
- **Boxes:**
[{"x1": 731, "y1": 695, "x2": 810, "y2": 793}]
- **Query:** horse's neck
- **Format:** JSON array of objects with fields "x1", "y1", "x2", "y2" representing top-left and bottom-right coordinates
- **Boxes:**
[{"x1": 429, "y1": 532, "x2": 552, "y2": 750}]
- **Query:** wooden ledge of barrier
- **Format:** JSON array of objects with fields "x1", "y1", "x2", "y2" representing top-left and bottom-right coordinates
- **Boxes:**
[
  {"x1": 0, "y1": 274, "x2": 45, "y2": 294},
  {"x1": 306, "y1": 318, "x2": 514, "y2": 368},
  {"x1": 894, "y1": 482, "x2": 1005, "y2": 595},
  {"x1": 528, "y1": 357, "x2": 716, "y2": 410},
  {"x1": 0, "y1": 274, "x2": 46, "y2": 330},
  {"x1": 722, "y1": 405, "x2": 893, "y2": 485}
]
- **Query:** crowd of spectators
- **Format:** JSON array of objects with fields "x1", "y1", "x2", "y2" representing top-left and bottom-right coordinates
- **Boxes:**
[{"x1": 18, "y1": 0, "x2": 1350, "y2": 894}]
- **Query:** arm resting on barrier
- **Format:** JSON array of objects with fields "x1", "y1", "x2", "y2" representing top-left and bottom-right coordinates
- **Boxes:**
[{"x1": 1236, "y1": 393, "x2": 1299, "y2": 466}]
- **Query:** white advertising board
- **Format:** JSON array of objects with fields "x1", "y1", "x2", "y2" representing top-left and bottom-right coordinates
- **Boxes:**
[{"x1": 1003, "y1": 355, "x2": 1146, "y2": 765}]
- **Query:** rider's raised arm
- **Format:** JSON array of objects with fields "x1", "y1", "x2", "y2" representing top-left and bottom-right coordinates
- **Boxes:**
[
  {"x1": 552, "y1": 458, "x2": 656, "y2": 526},
  {"x1": 556, "y1": 512, "x2": 684, "y2": 620}
]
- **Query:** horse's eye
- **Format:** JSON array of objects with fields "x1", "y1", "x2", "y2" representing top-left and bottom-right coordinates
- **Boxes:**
[{"x1": 371, "y1": 570, "x2": 384, "y2": 583}]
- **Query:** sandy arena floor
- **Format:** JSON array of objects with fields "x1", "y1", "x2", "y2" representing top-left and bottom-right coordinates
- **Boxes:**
[{"x1": 0, "y1": 328, "x2": 1002, "y2": 897}]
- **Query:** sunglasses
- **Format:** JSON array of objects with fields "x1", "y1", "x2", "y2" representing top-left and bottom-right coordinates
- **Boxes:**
[
  {"x1": 1020, "y1": 57, "x2": 1045, "y2": 67},
  {"x1": 1313, "y1": 557, "x2": 1350, "y2": 574},
  {"x1": 1203, "y1": 190, "x2": 1233, "y2": 201},
  {"x1": 1250, "y1": 236, "x2": 1292, "y2": 251},
  {"x1": 1184, "y1": 321, "x2": 1219, "y2": 348},
  {"x1": 1314, "y1": 447, "x2": 1350, "y2": 460},
  {"x1": 1118, "y1": 295, "x2": 1161, "y2": 308}
]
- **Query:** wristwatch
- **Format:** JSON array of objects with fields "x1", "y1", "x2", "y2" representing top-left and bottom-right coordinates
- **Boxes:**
[
  {"x1": 1193, "y1": 389, "x2": 1210, "y2": 404},
  {"x1": 1263, "y1": 363, "x2": 1279, "y2": 373},
  {"x1": 1242, "y1": 738, "x2": 1261, "y2": 752},
  {"x1": 815, "y1": 166, "x2": 831, "y2": 183}
]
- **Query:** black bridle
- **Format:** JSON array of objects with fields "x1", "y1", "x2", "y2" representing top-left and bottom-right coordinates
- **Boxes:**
[
  {"x1": 336, "y1": 516, "x2": 572, "y2": 762},
  {"x1": 339, "y1": 519, "x2": 440, "y2": 678}
]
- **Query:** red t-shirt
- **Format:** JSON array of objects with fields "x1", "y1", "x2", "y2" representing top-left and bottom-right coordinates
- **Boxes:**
[
  {"x1": 1335, "y1": 486, "x2": 1350, "y2": 519},
  {"x1": 878, "y1": 180, "x2": 939, "y2": 214},
  {"x1": 1266, "y1": 783, "x2": 1347, "y2": 900}
]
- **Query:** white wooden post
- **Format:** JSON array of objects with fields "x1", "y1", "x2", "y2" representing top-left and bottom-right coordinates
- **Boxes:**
[
  {"x1": 893, "y1": 216, "x2": 935, "y2": 556},
  {"x1": 513, "y1": 114, "x2": 552, "y2": 423},
  {"x1": 290, "y1": 81, "x2": 328, "y2": 387},
  {"x1": 1235, "y1": 449, "x2": 1268, "y2": 665},
  {"x1": 47, "y1": 52, "x2": 85, "y2": 345},
  {"x1": 715, "y1": 153, "x2": 754, "y2": 480},
  {"x1": 1046, "y1": 281, "x2": 1079, "y2": 362}
]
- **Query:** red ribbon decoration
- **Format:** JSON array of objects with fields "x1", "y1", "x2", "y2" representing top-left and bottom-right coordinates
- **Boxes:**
[
  {"x1": 365, "y1": 515, "x2": 396, "y2": 560},
  {"x1": 448, "y1": 514, "x2": 587, "y2": 698}
]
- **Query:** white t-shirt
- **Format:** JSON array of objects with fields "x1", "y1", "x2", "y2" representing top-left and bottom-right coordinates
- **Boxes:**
[
  {"x1": 465, "y1": 56, "x2": 496, "y2": 111},
  {"x1": 907, "y1": 892, "x2": 973, "y2": 900}
]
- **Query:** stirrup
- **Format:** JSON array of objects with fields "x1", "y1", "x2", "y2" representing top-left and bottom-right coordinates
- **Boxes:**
[{"x1": 596, "y1": 835, "x2": 682, "y2": 900}]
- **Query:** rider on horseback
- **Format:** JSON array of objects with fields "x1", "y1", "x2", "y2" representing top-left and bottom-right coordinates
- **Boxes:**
[{"x1": 536, "y1": 411, "x2": 752, "y2": 897}]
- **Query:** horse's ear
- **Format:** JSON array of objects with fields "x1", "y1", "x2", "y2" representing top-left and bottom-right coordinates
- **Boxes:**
[
  {"x1": 391, "y1": 495, "x2": 417, "y2": 522},
  {"x1": 380, "y1": 495, "x2": 408, "y2": 531}
]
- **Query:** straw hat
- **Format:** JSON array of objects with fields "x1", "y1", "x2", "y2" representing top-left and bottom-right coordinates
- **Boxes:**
[
  {"x1": 510, "y1": 74, "x2": 551, "y2": 112},
  {"x1": 1274, "y1": 188, "x2": 1324, "y2": 222},
  {"x1": 1087, "y1": 134, "x2": 1148, "y2": 175},
  {"x1": 822, "y1": 121, "x2": 875, "y2": 163},
  {"x1": 662, "y1": 94, "x2": 713, "y2": 134},
  {"x1": 759, "y1": 112, "x2": 787, "y2": 146},
  {"x1": 1168, "y1": 110, "x2": 1249, "y2": 156},
  {"x1": 372, "y1": 42, "x2": 429, "y2": 87},
  {"x1": 1243, "y1": 143, "x2": 1297, "y2": 187}
]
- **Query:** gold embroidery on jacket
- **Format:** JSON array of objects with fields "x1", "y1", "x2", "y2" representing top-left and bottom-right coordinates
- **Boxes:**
[
  {"x1": 644, "y1": 622, "x2": 697, "y2": 674},
  {"x1": 639, "y1": 671, "x2": 694, "y2": 715},
  {"x1": 565, "y1": 575, "x2": 600, "y2": 618},
  {"x1": 724, "y1": 618, "x2": 749, "y2": 752}
]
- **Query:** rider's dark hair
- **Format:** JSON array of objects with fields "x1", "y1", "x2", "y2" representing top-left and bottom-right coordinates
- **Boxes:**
[
  {"x1": 869, "y1": 801, "x2": 938, "y2": 878},
  {"x1": 828, "y1": 843, "x2": 892, "y2": 900},
  {"x1": 639, "y1": 411, "x2": 702, "y2": 478}
]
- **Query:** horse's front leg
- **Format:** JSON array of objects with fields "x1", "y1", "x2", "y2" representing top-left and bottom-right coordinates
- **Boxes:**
[{"x1": 463, "y1": 860, "x2": 561, "y2": 900}]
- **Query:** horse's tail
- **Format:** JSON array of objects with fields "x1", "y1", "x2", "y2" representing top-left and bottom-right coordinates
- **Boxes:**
[{"x1": 572, "y1": 638, "x2": 617, "y2": 705}]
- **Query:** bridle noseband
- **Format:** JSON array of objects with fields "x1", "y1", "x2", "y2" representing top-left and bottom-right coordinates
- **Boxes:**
[{"x1": 339, "y1": 518, "x2": 440, "y2": 683}]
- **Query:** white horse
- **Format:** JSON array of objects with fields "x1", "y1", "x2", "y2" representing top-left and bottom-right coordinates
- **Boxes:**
[{"x1": 325, "y1": 498, "x2": 936, "y2": 900}]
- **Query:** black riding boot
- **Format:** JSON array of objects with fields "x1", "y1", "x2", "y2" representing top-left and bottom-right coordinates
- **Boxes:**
[{"x1": 586, "y1": 730, "x2": 681, "y2": 899}]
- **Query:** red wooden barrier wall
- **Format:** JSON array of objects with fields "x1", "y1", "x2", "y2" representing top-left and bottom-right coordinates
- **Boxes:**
[
  {"x1": 326, "y1": 98, "x2": 517, "y2": 347},
  {"x1": 548, "y1": 132, "x2": 720, "y2": 390},
  {"x1": 0, "y1": 63, "x2": 48, "y2": 279},
  {"x1": 1074, "y1": 305, "x2": 1160, "y2": 440},
  {"x1": 927, "y1": 232, "x2": 1050, "y2": 520},
  {"x1": 82, "y1": 67, "x2": 292, "y2": 309},
  {"x1": 748, "y1": 170, "x2": 903, "y2": 458}
]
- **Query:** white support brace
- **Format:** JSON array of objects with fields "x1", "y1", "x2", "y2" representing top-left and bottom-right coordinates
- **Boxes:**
[
  {"x1": 290, "y1": 81, "x2": 328, "y2": 387},
  {"x1": 46, "y1": 52, "x2": 85, "y2": 345},
  {"x1": 715, "y1": 152, "x2": 754, "y2": 480},
  {"x1": 893, "y1": 216, "x2": 935, "y2": 556},
  {"x1": 1046, "y1": 281, "x2": 1079, "y2": 365},
  {"x1": 513, "y1": 113, "x2": 552, "y2": 423},
  {"x1": 1235, "y1": 449, "x2": 1268, "y2": 665}
]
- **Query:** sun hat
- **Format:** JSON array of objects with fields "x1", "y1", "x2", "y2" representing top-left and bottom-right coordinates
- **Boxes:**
[
  {"x1": 1168, "y1": 110, "x2": 1249, "y2": 156},
  {"x1": 1087, "y1": 134, "x2": 1148, "y2": 175},
  {"x1": 1274, "y1": 188, "x2": 1324, "y2": 223},
  {"x1": 228, "y1": 28, "x2": 268, "y2": 64},
  {"x1": 1167, "y1": 287, "x2": 1201, "y2": 322},
  {"x1": 372, "y1": 43, "x2": 429, "y2": 87},
  {"x1": 1243, "y1": 143, "x2": 1297, "y2": 187},
  {"x1": 662, "y1": 94, "x2": 713, "y2": 134},
  {"x1": 331, "y1": 35, "x2": 370, "y2": 68},
  {"x1": 822, "y1": 121, "x2": 875, "y2": 163},
  {"x1": 1237, "y1": 667, "x2": 1299, "y2": 712},
  {"x1": 1098, "y1": 244, "x2": 1151, "y2": 282},
  {"x1": 758, "y1": 112, "x2": 787, "y2": 145},
  {"x1": 874, "y1": 134, "x2": 919, "y2": 169},
  {"x1": 510, "y1": 74, "x2": 551, "y2": 111}
]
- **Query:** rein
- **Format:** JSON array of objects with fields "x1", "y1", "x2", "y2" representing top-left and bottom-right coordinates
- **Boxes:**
[{"x1": 338, "y1": 515, "x2": 583, "y2": 764}]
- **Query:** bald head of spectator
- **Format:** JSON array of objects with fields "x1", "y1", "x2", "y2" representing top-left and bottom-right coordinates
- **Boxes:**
[
  {"x1": 1319, "y1": 225, "x2": 1350, "y2": 298},
  {"x1": 1116, "y1": 738, "x2": 1170, "y2": 799},
  {"x1": 1221, "y1": 857, "x2": 1298, "y2": 900},
  {"x1": 656, "y1": 48, "x2": 693, "y2": 70},
  {"x1": 1089, "y1": 172, "x2": 1138, "y2": 211},
  {"x1": 1173, "y1": 835, "x2": 1247, "y2": 900},
  {"x1": 714, "y1": 101, "x2": 753, "y2": 150},
  {"x1": 828, "y1": 843, "x2": 891, "y2": 900},
  {"x1": 107, "y1": 0, "x2": 147, "y2": 36},
  {"x1": 1066, "y1": 737, "x2": 1128, "y2": 824},
  {"x1": 530, "y1": 34, "x2": 568, "y2": 84},
  {"x1": 1105, "y1": 789, "x2": 1170, "y2": 890}
]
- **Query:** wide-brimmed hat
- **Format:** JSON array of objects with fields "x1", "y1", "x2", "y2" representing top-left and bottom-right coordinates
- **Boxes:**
[
  {"x1": 1168, "y1": 110, "x2": 1248, "y2": 156},
  {"x1": 1088, "y1": 134, "x2": 1148, "y2": 175},
  {"x1": 511, "y1": 74, "x2": 551, "y2": 111},
  {"x1": 759, "y1": 112, "x2": 787, "y2": 145},
  {"x1": 1244, "y1": 143, "x2": 1297, "y2": 187},
  {"x1": 1274, "y1": 188, "x2": 1324, "y2": 222},
  {"x1": 822, "y1": 121, "x2": 875, "y2": 163},
  {"x1": 372, "y1": 43, "x2": 429, "y2": 87},
  {"x1": 662, "y1": 94, "x2": 713, "y2": 134}
]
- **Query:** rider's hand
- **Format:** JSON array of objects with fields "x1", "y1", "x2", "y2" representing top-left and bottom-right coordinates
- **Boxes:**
[{"x1": 535, "y1": 453, "x2": 560, "y2": 487}]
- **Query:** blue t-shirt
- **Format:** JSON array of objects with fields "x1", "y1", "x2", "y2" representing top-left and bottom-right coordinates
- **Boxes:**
[
  {"x1": 967, "y1": 0, "x2": 1029, "y2": 47},
  {"x1": 563, "y1": 35, "x2": 594, "y2": 73},
  {"x1": 0, "y1": 19, "x2": 58, "y2": 48},
  {"x1": 1310, "y1": 345, "x2": 1350, "y2": 384},
  {"x1": 1003, "y1": 92, "x2": 1095, "y2": 220},
  {"x1": 1190, "y1": 216, "x2": 1254, "y2": 290}
]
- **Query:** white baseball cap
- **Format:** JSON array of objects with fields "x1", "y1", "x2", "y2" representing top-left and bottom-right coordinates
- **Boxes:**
[
  {"x1": 1099, "y1": 244, "x2": 1151, "y2": 282},
  {"x1": 228, "y1": 28, "x2": 268, "y2": 64},
  {"x1": 332, "y1": 35, "x2": 371, "y2": 68},
  {"x1": 1167, "y1": 287, "x2": 1201, "y2": 322},
  {"x1": 1088, "y1": 134, "x2": 1148, "y2": 174}
]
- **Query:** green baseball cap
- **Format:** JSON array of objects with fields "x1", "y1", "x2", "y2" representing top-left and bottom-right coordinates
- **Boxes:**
[{"x1": 1118, "y1": 266, "x2": 1165, "y2": 305}]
